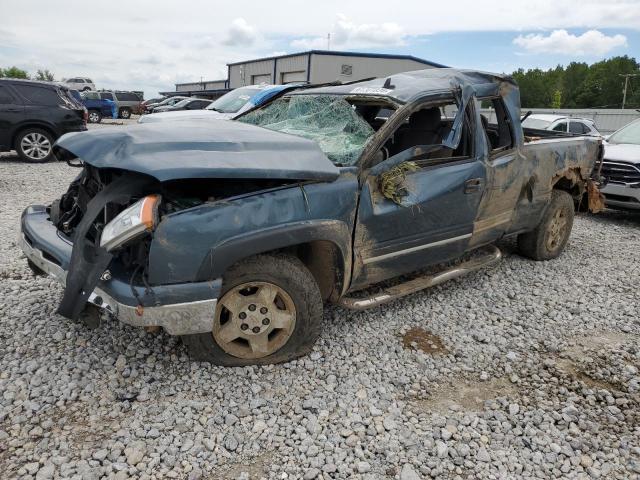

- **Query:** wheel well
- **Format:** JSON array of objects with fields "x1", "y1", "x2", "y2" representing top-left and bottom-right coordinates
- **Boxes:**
[
  {"x1": 552, "y1": 169, "x2": 584, "y2": 198},
  {"x1": 12, "y1": 125, "x2": 56, "y2": 150},
  {"x1": 264, "y1": 241, "x2": 345, "y2": 301}
]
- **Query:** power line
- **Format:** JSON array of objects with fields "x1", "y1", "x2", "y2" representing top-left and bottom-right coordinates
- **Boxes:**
[{"x1": 619, "y1": 73, "x2": 640, "y2": 109}]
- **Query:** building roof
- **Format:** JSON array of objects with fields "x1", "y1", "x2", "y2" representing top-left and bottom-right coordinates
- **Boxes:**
[
  {"x1": 227, "y1": 50, "x2": 447, "y2": 68},
  {"x1": 175, "y1": 79, "x2": 227, "y2": 87}
]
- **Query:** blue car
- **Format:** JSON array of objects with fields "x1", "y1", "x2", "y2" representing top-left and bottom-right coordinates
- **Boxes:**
[
  {"x1": 79, "y1": 91, "x2": 117, "y2": 123},
  {"x1": 138, "y1": 84, "x2": 302, "y2": 124}
]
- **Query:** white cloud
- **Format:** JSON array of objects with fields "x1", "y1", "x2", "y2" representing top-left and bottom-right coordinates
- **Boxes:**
[
  {"x1": 291, "y1": 14, "x2": 406, "y2": 50},
  {"x1": 513, "y1": 29, "x2": 627, "y2": 56},
  {"x1": 222, "y1": 18, "x2": 257, "y2": 47}
]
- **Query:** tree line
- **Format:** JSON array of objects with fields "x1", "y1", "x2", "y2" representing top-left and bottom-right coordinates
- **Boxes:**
[
  {"x1": 0, "y1": 67, "x2": 55, "y2": 81},
  {"x1": 511, "y1": 56, "x2": 640, "y2": 109}
]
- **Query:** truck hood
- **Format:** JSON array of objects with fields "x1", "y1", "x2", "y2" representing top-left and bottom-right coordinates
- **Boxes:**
[
  {"x1": 138, "y1": 109, "x2": 233, "y2": 124},
  {"x1": 54, "y1": 119, "x2": 340, "y2": 183},
  {"x1": 604, "y1": 143, "x2": 640, "y2": 164}
]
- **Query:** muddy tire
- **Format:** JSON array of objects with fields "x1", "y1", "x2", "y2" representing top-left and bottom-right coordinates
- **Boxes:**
[
  {"x1": 517, "y1": 190, "x2": 574, "y2": 261},
  {"x1": 181, "y1": 254, "x2": 323, "y2": 366}
]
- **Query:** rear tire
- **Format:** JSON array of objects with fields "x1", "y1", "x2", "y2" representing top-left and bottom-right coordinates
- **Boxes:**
[
  {"x1": 119, "y1": 107, "x2": 131, "y2": 119},
  {"x1": 182, "y1": 254, "x2": 323, "y2": 366},
  {"x1": 517, "y1": 190, "x2": 575, "y2": 260},
  {"x1": 15, "y1": 128, "x2": 55, "y2": 163},
  {"x1": 88, "y1": 110, "x2": 102, "y2": 123}
]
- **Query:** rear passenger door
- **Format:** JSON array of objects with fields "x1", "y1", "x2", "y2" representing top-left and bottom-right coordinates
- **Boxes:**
[{"x1": 0, "y1": 84, "x2": 24, "y2": 148}]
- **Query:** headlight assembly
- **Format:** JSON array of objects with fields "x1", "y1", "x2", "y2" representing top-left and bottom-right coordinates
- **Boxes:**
[{"x1": 100, "y1": 195, "x2": 160, "y2": 251}]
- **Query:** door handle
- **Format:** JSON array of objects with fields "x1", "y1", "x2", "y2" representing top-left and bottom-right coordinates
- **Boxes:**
[{"x1": 464, "y1": 178, "x2": 483, "y2": 193}]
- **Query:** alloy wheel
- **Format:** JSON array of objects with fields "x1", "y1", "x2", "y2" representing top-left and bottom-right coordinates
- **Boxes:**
[
  {"x1": 213, "y1": 282, "x2": 297, "y2": 359},
  {"x1": 20, "y1": 132, "x2": 51, "y2": 161}
]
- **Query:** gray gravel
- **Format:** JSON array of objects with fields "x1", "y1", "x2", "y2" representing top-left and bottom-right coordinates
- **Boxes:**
[{"x1": 1, "y1": 129, "x2": 640, "y2": 479}]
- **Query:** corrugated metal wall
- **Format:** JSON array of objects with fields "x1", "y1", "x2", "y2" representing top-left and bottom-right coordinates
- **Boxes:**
[
  {"x1": 229, "y1": 59, "x2": 275, "y2": 87},
  {"x1": 175, "y1": 80, "x2": 226, "y2": 92},
  {"x1": 275, "y1": 54, "x2": 308, "y2": 84},
  {"x1": 309, "y1": 55, "x2": 435, "y2": 84},
  {"x1": 481, "y1": 108, "x2": 640, "y2": 134}
]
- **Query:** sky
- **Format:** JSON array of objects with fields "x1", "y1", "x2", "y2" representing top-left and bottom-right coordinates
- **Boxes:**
[{"x1": 1, "y1": 0, "x2": 639, "y2": 98}]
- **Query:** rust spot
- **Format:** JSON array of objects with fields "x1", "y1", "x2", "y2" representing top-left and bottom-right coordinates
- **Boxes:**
[
  {"x1": 402, "y1": 327, "x2": 449, "y2": 355},
  {"x1": 587, "y1": 179, "x2": 606, "y2": 213}
]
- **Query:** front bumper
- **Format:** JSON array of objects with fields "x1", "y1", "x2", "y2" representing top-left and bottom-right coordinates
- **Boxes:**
[
  {"x1": 600, "y1": 183, "x2": 640, "y2": 210},
  {"x1": 20, "y1": 205, "x2": 221, "y2": 335}
]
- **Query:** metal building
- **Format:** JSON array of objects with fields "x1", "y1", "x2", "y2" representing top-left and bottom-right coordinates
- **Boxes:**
[
  {"x1": 164, "y1": 50, "x2": 444, "y2": 98},
  {"x1": 227, "y1": 50, "x2": 445, "y2": 88}
]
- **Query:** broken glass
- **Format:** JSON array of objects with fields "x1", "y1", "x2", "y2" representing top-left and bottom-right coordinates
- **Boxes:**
[{"x1": 238, "y1": 95, "x2": 375, "y2": 166}]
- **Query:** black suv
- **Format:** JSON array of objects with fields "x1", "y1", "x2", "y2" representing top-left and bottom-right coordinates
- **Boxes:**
[{"x1": 0, "y1": 79, "x2": 87, "y2": 162}]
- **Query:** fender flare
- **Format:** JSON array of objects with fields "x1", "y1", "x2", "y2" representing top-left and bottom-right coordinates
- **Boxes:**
[{"x1": 195, "y1": 220, "x2": 352, "y2": 285}]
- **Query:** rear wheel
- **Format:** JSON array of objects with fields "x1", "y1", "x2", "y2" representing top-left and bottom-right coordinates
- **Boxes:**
[
  {"x1": 88, "y1": 110, "x2": 102, "y2": 123},
  {"x1": 517, "y1": 190, "x2": 575, "y2": 260},
  {"x1": 16, "y1": 128, "x2": 54, "y2": 163},
  {"x1": 182, "y1": 254, "x2": 323, "y2": 366},
  {"x1": 119, "y1": 107, "x2": 131, "y2": 119}
]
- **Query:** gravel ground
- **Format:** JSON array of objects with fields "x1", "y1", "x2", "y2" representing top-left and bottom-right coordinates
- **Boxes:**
[{"x1": 1, "y1": 127, "x2": 639, "y2": 479}]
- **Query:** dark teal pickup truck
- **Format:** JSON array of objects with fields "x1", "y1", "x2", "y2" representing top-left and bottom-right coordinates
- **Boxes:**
[{"x1": 20, "y1": 68, "x2": 603, "y2": 366}]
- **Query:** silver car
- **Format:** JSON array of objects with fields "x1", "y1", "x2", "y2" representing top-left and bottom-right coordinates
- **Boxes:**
[
  {"x1": 63, "y1": 77, "x2": 95, "y2": 92},
  {"x1": 600, "y1": 119, "x2": 640, "y2": 210},
  {"x1": 522, "y1": 114, "x2": 601, "y2": 136}
]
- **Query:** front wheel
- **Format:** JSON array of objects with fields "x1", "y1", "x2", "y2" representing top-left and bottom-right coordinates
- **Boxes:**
[
  {"x1": 119, "y1": 107, "x2": 131, "y2": 119},
  {"x1": 517, "y1": 190, "x2": 575, "y2": 260},
  {"x1": 182, "y1": 254, "x2": 323, "y2": 366}
]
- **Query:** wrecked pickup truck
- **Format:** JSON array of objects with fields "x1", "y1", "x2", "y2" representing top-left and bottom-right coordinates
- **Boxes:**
[{"x1": 20, "y1": 68, "x2": 603, "y2": 366}]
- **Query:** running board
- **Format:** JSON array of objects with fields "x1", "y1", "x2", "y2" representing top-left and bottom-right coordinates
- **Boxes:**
[{"x1": 337, "y1": 245, "x2": 502, "y2": 311}]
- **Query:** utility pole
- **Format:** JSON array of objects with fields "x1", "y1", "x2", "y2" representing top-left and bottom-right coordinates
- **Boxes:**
[
  {"x1": 620, "y1": 73, "x2": 640, "y2": 109},
  {"x1": 327, "y1": 33, "x2": 331, "y2": 50}
]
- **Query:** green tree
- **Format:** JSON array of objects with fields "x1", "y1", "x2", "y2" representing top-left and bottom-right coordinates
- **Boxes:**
[
  {"x1": 35, "y1": 69, "x2": 55, "y2": 81},
  {"x1": 0, "y1": 66, "x2": 29, "y2": 79}
]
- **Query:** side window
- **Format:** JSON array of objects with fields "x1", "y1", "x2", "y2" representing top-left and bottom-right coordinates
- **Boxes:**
[
  {"x1": 13, "y1": 85, "x2": 62, "y2": 106},
  {"x1": 382, "y1": 100, "x2": 473, "y2": 163},
  {"x1": 569, "y1": 121, "x2": 586, "y2": 134},
  {"x1": 552, "y1": 122, "x2": 567, "y2": 132},
  {"x1": 479, "y1": 97, "x2": 514, "y2": 154},
  {"x1": 100, "y1": 92, "x2": 114, "y2": 100},
  {"x1": 0, "y1": 85, "x2": 16, "y2": 104}
]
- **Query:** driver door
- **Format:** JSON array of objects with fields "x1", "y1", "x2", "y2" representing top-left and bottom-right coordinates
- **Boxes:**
[{"x1": 351, "y1": 98, "x2": 487, "y2": 289}]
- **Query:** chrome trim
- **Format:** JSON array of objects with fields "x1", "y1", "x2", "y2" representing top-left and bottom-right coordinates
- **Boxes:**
[
  {"x1": 19, "y1": 234, "x2": 216, "y2": 335},
  {"x1": 362, "y1": 233, "x2": 472, "y2": 265}
]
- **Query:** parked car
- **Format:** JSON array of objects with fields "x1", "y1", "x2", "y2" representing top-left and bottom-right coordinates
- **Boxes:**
[
  {"x1": 80, "y1": 91, "x2": 117, "y2": 123},
  {"x1": 63, "y1": 77, "x2": 95, "y2": 92},
  {"x1": 144, "y1": 96, "x2": 188, "y2": 113},
  {"x1": 0, "y1": 78, "x2": 86, "y2": 162},
  {"x1": 140, "y1": 97, "x2": 165, "y2": 113},
  {"x1": 138, "y1": 84, "x2": 301, "y2": 124},
  {"x1": 20, "y1": 68, "x2": 603, "y2": 365},
  {"x1": 522, "y1": 114, "x2": 601, "y2": 136},
  {"x1": 152, "y1": 97, "x2": 212, "y2": 113},
  {"x1": 96, "y1": 91, "x2": 143, "y2": 119},
  {"x1": 599, "y1": 118, "x2": 640, "y2": 210}
]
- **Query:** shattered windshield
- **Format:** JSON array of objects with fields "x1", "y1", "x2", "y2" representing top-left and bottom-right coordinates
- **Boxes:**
[{"x1": 238, "y1": 94, "x2": 375, "y2": 166}]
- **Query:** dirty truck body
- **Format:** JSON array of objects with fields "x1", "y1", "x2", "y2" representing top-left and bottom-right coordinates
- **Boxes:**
[{"x1": 20, "y1": 68, "x2": 602, "y2": 365}]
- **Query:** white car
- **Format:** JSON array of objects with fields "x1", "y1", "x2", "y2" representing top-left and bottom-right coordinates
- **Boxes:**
[
  {"x1": 600, "y1": 119, "x2": 640, "y2": 210},
  {"x1": 138, "y1": 84, "x2": 295, "y2": 124},
  {"x1": 63, "y1": 77, "x2": 95, "y2": 92},
  {"x1": 522, "y1": 114, "x2": 601, "y2": 136}
]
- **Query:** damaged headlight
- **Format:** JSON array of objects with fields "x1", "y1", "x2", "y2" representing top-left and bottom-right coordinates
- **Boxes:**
[{"x1": 100, "y1": 195, "x2": 160, "y2": 251}]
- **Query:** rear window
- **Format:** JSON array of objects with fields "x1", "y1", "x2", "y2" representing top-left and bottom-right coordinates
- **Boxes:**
[
  {"x1": 13, "y1": 84, "x2": 63, "y2": 106},
  {"x1": 115, "y1": 92, "x2": 141, "y2": 101}
]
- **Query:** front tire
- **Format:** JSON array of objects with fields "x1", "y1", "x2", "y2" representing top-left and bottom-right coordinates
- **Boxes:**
[
  {"x1": 517, "y1": 190, "x2": 575, "y2": 260},
  {"x1": 15, "y1": 128, "x2": 54, "y2": 163},
  {"x1": 182, "y1": 254, "x2": 323, "y2": 366},
  {"x1": 119, "y1": 107, "x2": 131, "y2": 119}
]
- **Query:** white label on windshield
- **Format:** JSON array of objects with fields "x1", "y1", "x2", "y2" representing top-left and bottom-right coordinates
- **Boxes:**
[
  {"x1": 350, "y1": 87, "x2": 392, "y2": 95},
  {"x1": 238, "y1": 95, "x2": 250, "y2": 100}
]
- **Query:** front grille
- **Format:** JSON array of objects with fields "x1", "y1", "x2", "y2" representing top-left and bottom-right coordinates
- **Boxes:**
[{"x1": 601, "y1": 159, "x2": 640, "y2": 184}]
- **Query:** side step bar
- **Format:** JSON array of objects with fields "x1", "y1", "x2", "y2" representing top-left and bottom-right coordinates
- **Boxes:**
[{"x1": 337, "y1": 245, "x2": 502, "y2": 311}]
